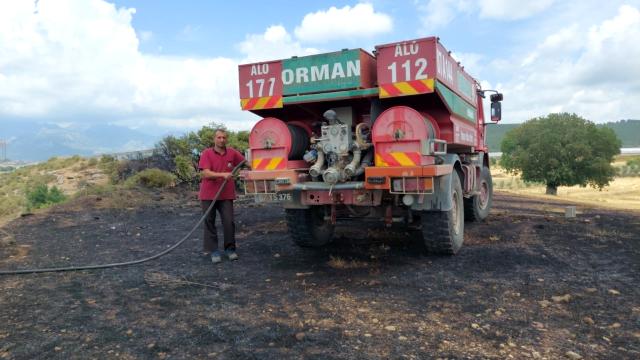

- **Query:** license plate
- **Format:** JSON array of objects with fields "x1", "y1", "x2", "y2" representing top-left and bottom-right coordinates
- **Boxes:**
[{"x1": 254, "y1": 193, "x2": 292, "y2": 203}]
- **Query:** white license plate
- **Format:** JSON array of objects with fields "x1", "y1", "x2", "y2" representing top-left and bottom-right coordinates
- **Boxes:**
[{"x1": 254, "y1": 193, "x2": 292, "y2": 203}]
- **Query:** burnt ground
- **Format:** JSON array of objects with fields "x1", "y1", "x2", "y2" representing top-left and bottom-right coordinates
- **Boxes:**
[{"x1": 0, "y1": 189, "x2": 639, "y2": 359}]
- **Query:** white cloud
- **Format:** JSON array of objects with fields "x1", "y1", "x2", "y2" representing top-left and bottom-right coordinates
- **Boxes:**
[
  {"x1": 294, "y1": 3, "x2": 392, "y2": 43},
  {"x1": 138, "y1": 30, "x2": 153, "y2": 42},
  {"x1": 478, "y1": 0, "x2": 555, "y2": 20},
  {"x1": 574, "y1": 5, "x2": 640, "y2": 86},
  {"x1": 492, "y1": 5, "x2": 640, "y2": 123},
  {"x1": 450, "y1": 52, "x2": 485, "y2": 78},
  {"x1": 417, "y1": 0, "x2": 554, "y2": 31},
  {"x1": 0, "y1": 0, "x2": 251, "y2": 131},
  {"x1": 417, "y1": 0, "x2": 471, "y2": 32},
  {"x1": 237, "y1": 25, "x2": 320, "y2": 63}
]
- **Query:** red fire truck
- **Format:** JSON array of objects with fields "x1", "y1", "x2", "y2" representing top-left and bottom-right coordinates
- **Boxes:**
[{"x1": 238, "y1": 37, "x2": 503, "y2": 254}]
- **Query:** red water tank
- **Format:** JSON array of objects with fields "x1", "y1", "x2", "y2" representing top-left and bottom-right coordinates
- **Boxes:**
[
  {"x1": 372, "y1": 106, "x2": 439, "y2": 142},
  {"x1": 249, "y1": 117, "x2": 309, "y2": 160},
  {"x1": 372, "y1": 106, "x2": 440, "y2": 166}
]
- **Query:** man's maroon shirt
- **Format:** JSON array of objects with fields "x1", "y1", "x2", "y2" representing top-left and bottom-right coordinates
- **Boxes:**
[{"x1": 198, "y1": 147, "x2": 245, "y2": 201}]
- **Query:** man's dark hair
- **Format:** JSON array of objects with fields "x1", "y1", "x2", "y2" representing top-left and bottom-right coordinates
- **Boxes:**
[{"x1": 214, "y1": 128, "x2": 227, "y2": 135}]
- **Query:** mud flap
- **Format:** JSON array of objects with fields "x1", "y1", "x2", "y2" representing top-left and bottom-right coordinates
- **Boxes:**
[
  {"x1": 410, "y1": 172, "x2": 454, "y2": 212},
  {"x1": 410, "y1": 154, "x2": 458, "y2": 211}
]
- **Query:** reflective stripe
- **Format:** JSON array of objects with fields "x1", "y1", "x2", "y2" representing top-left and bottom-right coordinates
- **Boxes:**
[
  {"x1": 390, "y1": 152, "x2": 416, "y2": 166},
  {"x1": 379, "y1": 79, "x2": 435, "y2": 98},
  {"x1": 241, "y1": 96, "x2": 283, "y2": 110},
  {"x1": 253, "y1": 157, "x2": 285, "y2": 170},
  {"x1": 265, "y1": 157, "x2": 284, "y2": 170},
  {"x1": 375, "y1": 152, "x2": 421, "y2": 167}
]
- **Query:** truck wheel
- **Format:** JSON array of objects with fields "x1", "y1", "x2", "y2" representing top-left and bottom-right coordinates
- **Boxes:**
[
  {"x1": 285, "y1": 207, "x2": 334, "y2": 247},
  {"x1": 464, "y1": 166, "x2": 493, "y2": 222},
  {"x1": 421, "y1": 172, "x2": 464, "y2": 255}
]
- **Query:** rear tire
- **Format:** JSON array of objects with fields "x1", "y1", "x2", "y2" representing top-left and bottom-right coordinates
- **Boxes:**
[
  {"x1": 420, "y1": 172, "x2": 464, "y2": 255},
  {"x1": 285, "y1": 206, "x2": 334, "y2": 247},
  {"x1": 464, "y1": 166, "x2": 493, "y2": 222}
]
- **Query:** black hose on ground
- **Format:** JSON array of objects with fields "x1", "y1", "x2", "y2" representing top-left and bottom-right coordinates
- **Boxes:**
[{"x1": 0, "y1": 161, "x2": 247, "y2": 276}]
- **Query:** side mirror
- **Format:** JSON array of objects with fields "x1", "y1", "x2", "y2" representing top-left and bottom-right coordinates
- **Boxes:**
[
  {"x1": 490, "y1": 101, "x2": 502, "y2": 122},
  {"x1": 490, "y1": 93, "x2": 503, "y2": 102}
]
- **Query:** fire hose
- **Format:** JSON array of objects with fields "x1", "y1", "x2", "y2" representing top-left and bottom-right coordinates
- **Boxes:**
[{"x1": 0, "y1": 161, "x2": 246, "y2": 275}]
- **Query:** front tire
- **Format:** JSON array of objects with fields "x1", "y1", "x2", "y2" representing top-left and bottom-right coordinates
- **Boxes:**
[
  {"x1": 285, "y1": 206, "x2": 334, "y2": 247},
  {"x1": 420, "y1": 172, "x2": 464, "y2": 255},
  {"x1": 464, "y1": 166, "x2": 493, "y2": 222}
]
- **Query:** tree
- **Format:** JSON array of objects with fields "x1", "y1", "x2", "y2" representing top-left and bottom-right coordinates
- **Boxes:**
[
  {"x1": 500, "y1": 113, "x2": 621, "y2": 195},
  {"x1": 153, "y1": 123, "x2": 249, "y2": 184}
]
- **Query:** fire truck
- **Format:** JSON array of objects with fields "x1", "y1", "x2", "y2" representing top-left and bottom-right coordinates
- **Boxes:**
[{"x1": 238, "y1": 37, "x2": 503, "y2": 254}]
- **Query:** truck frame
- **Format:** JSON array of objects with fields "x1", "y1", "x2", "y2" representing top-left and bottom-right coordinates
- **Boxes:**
[{"x1": 238, "y1": 36, "x2": 503, "y2": 254}]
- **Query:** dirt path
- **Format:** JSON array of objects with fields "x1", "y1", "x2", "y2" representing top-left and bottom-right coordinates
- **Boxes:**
[{"x1": 1, "y1": 191, "x2": 639, "y2": 359}]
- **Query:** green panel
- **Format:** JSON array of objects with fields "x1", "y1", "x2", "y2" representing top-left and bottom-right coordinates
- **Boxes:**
[
  {"x1": 436, "y1": 81, "x2": 476, "y2": 123},
  {"x1": 282, "y1": 49, "x2": 362, "y2": 95},
  {"x1": 456, "y1": 72, "x2": 473, "y2": 99},
  {"x1": 283, "y1": 88, "x2": 378, "y2": 104}
]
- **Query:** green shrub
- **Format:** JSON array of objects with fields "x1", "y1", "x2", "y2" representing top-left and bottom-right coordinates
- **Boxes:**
[
  {"x1": 174, "y1": 154, "x2": 196, "y2": 183},
  {"x1": 0, "y1": 195, "x2": 24, "y2": 218},
  {"x1": 617, "y1": 164, "x2": 640, "y2": 177},
  {"x1": 154, "y1": 123, "x2": 248, "y2": 184},
  {"x1": 98, "y1": 155, "x2": 121, "y2": 183},
  {"x1": 25, "y1": 184, "x2": 67, "y2": 210},
  {"x1": 125, "y1": 168, "x2": 175, "y2": 188}
]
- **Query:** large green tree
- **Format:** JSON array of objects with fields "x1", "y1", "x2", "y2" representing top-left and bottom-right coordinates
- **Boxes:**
[{"x1": 500, "y1": 113, "x2": 621, "y2": 195}]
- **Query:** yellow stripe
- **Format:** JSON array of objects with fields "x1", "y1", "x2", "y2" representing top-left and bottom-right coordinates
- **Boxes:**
[
  {"x1": 253, "y1": 97, "x2": 270, "y2": 110},
  {"x1": 252, "y1": 159, "x2": 263, "y2": 169},
  {"x1": 390, "y1": 152, "x2": 416, "y2": 166},
  {"x1": 274, "y1": 97, "x2": 283, "y2": 107},
  {"x1": 421, "y1": 78, "x2": 435, "y2": 90},
  {"x1": 379, "y1": 87, "x2": 390, "y2": 98},
  {"x1": 241, "y1": 99, "x2": 250, "y2": 108},
  {"x1": 265, "y1": 157, "x2": 283, "y2": 170},
  {"x1": 375, "y1": 153, "x2": 388, "y2": 167},
  {"x1": 395, "y1": 82, "x2": 419, "y2": 95}
]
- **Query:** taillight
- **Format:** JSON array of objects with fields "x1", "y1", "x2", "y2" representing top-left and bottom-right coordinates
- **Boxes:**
[
  {"x1": 390, "y1": 177, "x2": 434, "y2": 194},
  {"x1": 244, "y1": 180, "x2": 276, "y2": 194}
]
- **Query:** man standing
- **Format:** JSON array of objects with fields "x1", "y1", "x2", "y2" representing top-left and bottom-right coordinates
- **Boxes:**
[{"x1": 199, "y1": 128, "x2": 245, "y2": 264}]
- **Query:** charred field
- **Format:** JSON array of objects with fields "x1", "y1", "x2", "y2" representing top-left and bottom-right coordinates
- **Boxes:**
[{"x1": 0, "y1": 190, "x2": 639, "y2": 359}]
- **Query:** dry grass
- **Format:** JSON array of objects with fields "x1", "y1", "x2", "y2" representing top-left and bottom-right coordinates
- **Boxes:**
[
  {"x1": 143, "y1": 271, "x2": 231, "y2": 290},
  {"x1": 491, "y1": 166, "x2": 640, "y2": 211},
  {"x1": 327, "y1": 255, "x2": 370, "y2": 270},
  {"x1": 0, "y1": 157, "x2": 110, "y2": 226}
]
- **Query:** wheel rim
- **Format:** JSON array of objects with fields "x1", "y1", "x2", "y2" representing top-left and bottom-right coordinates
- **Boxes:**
[{"x1": 479, "y1": 180, "x2": 489, "y2": 209}]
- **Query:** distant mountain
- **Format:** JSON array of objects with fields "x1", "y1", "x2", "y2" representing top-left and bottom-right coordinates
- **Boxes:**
[
  {"x1": 485, "y1": 123, "x2": 520, "y2": 151},
  {"x1": 0, "y1": 120, "x2": 161, "y2": 162},
  {"x1": 599, "y1": 119, "x2": 640, "y2": 148},
  {"x1": 485, "y1": 119, "x2": 640, "y2": 152}
]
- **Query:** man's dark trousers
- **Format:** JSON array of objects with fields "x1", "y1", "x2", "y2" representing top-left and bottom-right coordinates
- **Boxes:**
[{"x1": 201, "y1": 199, "x2": 235, "y2": 252}]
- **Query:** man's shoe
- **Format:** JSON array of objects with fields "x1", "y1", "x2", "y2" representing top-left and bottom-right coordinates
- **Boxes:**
[
  {"x1": 210, "y1": 251, "x2": 222, "y2": 264},
  {"x1": 225, "y1": 250, "x2": 239, "y2": 261}
]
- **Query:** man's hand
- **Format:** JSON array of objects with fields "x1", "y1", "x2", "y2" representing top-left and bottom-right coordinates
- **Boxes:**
[{"x1": 201, "y1": 169, "x2": 233, "y2": 180}]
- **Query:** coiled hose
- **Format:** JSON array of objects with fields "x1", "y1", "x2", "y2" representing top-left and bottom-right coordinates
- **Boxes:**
[{"x1": 0, "y1": 161, "x2": 246, "y2": 275}]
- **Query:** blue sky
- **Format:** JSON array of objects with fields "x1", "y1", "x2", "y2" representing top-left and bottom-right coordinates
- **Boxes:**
[{"x1": 1, "y1": 0, "x2": 639, "y2": 134}]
